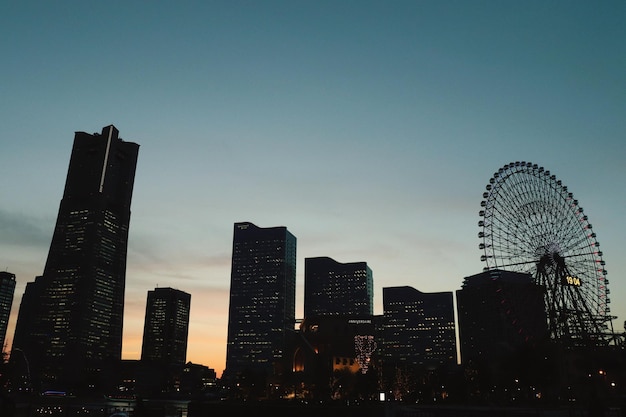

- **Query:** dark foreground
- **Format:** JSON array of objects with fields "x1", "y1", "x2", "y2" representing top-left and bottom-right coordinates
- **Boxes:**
[
  {"x1": 9, "y1": 398, "x2": 625, "y2": 417},
  {"x1": 188, "y1": 401, "x2": 624, "y2": 417}
]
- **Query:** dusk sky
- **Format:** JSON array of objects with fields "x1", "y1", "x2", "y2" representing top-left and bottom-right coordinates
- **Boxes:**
[{"x1": 1, "y1": 1, "x2": 625, "y2": 377}]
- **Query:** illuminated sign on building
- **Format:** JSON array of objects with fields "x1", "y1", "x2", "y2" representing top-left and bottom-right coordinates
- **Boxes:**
[{"x1": 348, "y1": 319, "x2": 372, "y2": 324}]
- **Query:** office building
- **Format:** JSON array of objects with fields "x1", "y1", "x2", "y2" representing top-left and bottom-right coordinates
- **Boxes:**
[
  {"x1": 0, "y1": 271, "x2": 16, "y2": 352},
  {"x1": 380, "y1": 286, "x2": 456, "y2": 369},
  {"x1": 12, "y1": 125, "x2": 139, "y2": 390},
  {"x1": 141, "y1": 287, "x2": 191, "y2": 365},
  {"x1": 456, "y1": 269, "x2": 547, "y2": 364},
  {"x1": 224, "y1": 222, "x2": 297, "y2": 381},
  {"x1": 304, "y1": 256, "x2": 373, "y2": 318}
]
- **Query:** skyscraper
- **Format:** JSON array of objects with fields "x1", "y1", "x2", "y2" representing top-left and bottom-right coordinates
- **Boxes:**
[
  {"x1": 304, "y1": 256, "x2": 373, "y2": 318},
  {"x1": 380, "y1": 286, "x2": 456, "y2": 369},
  {"x1": 12, "y1": 125, "x2": 139, "y2": 390},
  {"x1": 141, "y1": 287, "x2": 191, "y2": 365},
  {"x1": 225, "y1": 222, "x2": 297, "y2": 381},
  {"x1": 0, "y1": 271, "x2": 16, "y2": 352}
]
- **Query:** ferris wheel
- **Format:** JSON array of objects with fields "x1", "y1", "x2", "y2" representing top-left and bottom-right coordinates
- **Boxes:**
[{"x1": 479, "y1": 161, "x2": 615, "y2": 346}]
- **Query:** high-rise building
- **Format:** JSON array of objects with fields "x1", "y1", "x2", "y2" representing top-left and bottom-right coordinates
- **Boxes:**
[
  {"x1": 141, "y1": 287, "x2": 191, "y2": 365},
  {"x1": 304, "y1": 256, "x2": 373, "y2": 318},
  {"x1": 224, "y1": 222, "x2": 297, "y2": 380},
  {"x1": 12, "y1": 125, "x2": 139, "y2": 390},
  {"x1": 380, "y1": 286, "x2": 456, "y2": 369},
  {"x1": 0, "y1": 271, "x2": 16, "y2": 352},
  {"x1": 456, "y1": 269, "x2": 547, "y2": 365}
]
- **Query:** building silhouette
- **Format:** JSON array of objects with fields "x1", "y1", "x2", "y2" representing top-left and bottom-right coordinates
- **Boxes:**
[
  {"x1": 0, "y1": 271, "x2": 16, "y2": 353},
  {"x1": 304, "y1": 257, "x2": 373, "y2": 318},
  {"x1": 281, "y1": 257, "x2": 375, "y2": 400},
  {"x1": 11, "y1": 125, "x2": 139, "y2": 391},
  {"x1": 141, "y1": 287, "x2": 191, "y2": 365},
  {"x1": 292, "y1": 315, "x2": 378, "y2": 400},
  {"x1": 380, "y1": 286, "x2": 456, "y2": 370},
  {"x1": 224, "y1": 222, "x2": 297, "y2": 383},
  {"x1": 456, "y1": 269, "x2": 547, "y2": 365}
]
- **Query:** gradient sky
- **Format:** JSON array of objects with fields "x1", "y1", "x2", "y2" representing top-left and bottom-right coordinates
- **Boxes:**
[{"x1": 1, "y1": 1, "x2": 625, "y2": 378}]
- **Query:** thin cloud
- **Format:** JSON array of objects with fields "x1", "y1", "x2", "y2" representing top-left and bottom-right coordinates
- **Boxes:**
[
  {"x1": 0, "y1": 209, "x2": 53, "y2": 247},
  {"x1": 128, "y1": 251, "x2": 232, "y2": 285}
]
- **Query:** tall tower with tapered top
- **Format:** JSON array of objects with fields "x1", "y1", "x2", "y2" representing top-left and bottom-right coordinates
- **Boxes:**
[{"x1": 12, "y1": 125, "x2": 139, "y2": 391}]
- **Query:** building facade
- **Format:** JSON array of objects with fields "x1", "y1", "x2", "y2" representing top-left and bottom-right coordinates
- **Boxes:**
[
  {"x1": 141, "y1": 287, "x2": 191, "y2": 365},
  {"x1": 380, "y1": 286, "x2": 456, "y2": 370},
  {"x1": 292, "y1": 315, "x2": 378, "y2": 400},
  {"x1": 456, "y1": 269, "x2": 547, "y2": 365},
  {"x1": 0, "y1": 271, "x2": 16, "y2": 352},
  {"x1": 11, "y1": 125, "x2": 139, "y2": 390},
  {"x1": 304, "y1": 257, "x2": 373, "y2": 318},
  {"x1": 224, "y1": 222, "x2": 297, "y2": 382}
]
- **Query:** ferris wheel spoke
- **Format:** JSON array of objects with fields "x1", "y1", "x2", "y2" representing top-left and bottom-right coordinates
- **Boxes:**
[
  {"x1": 489, "y1": 195, "x2": 523, "y2": 230},
  {"x1": 491, "y1": 258, "x2": 539, "y2": 269}
]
